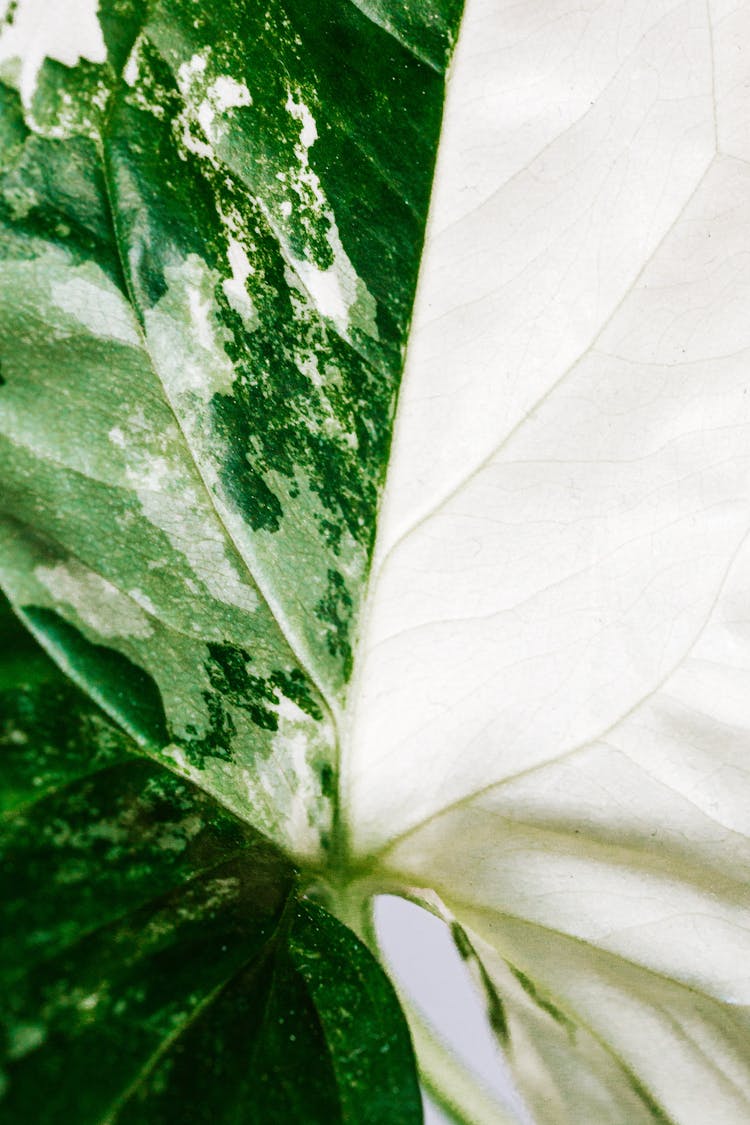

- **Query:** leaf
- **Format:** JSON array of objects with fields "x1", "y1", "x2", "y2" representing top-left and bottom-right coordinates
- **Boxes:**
[
  {"x1": 342, "y1": 1, "x2": 750, "y2": 1121},
  {"x1": 288, "y1": 901, "x2": 424, "y2": 1124},
  {"x1": 0, "y1": 0, "x2": 453, "y2": 1116},
  {"x1": 0, "y1": 596, "x2": 422, "y2": 1123},
  {"x1": 3, "y1": 0, "x2": 750, "y2": 1122},
  {"x1": 0, "y1": 592, "x2": 133, "y2": 817},
  {"x1": 0, "y1": 0, "x2": 459, "y2": 860}
]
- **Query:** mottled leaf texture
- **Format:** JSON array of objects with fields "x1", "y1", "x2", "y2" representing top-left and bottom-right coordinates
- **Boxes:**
[
  {"x1": 0, "y1": 0, "x2": 459, "y2": 860},
  {"x1": 0, "y1": 596, "x2": 422, "y2": 1123},
  {"x1": 3, "y1": 0, "x2": 750, "y2": 1123}
]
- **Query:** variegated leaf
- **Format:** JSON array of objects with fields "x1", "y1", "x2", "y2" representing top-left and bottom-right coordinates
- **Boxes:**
[
  {"x1": 0, "y1": 0, "x2": 460, "y2": 860},
  {"x1": 4, "y1": 0, "x2": 750, "y2": 1122},
  {"x1": 0, "y1": 594, "x2": 422, "y2": 1122}
]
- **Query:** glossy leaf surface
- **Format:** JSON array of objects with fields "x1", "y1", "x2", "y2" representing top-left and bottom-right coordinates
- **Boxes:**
[
  {"x1": 0, "y1": 0, "x2": 460, "y2": 860},
  {"x1": 0, "y1": 598, "x2": 422, "y2": 1123}
]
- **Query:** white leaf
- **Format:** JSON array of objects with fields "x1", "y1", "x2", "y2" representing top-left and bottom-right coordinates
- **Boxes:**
[{"x1": 345, "y1": 1, "x2": 750, "y2": 1119}]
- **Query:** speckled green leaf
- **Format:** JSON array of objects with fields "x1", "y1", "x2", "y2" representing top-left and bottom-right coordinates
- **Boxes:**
[
  {"x1": 0, "y1": 596, "x2": 422, "y2": 1123},
  {"x1": 0, "y1": 0, "x2": 461, "y2": 867},
  {"x1": 289, "y1": 900, "x2": 423, "y2": 1125},
  {"x1": 0, "y1": 70, "x2": 336, "y2": 860},
  {"x1": 0, "y1": 592, "x2": 134, "y2": 818},
  {"x1": 103, "y1": 0, "x2": 455, "y2": 700}
]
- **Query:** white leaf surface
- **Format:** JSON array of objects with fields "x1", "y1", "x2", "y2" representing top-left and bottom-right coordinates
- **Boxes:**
[
  {"x1": 0, "y1": 0, "x2": 105, "y2": 106},
  {"x1": 344, "y1": 0, "x2": 750, "y2": 1118}
]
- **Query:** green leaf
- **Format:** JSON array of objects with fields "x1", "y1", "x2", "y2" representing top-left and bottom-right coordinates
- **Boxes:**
[
  {"x1": 0, "y1": 0, "x2": 453, "y2": 1115},
  {"x1": 289, "y1": 901, "x2": 423, "y2": 1124},
  {"x1": 0, "y1": 593, "x2": 133, "y2": 817},
  {"x1": 0, "y1": 0, "x2": 460, "y2": 864},
  {"x1": 102, "y1": 0, "x2": 451, "y2": 700},
  {"x1": 0, "y1": 70, "x2": 337, "y2": 855},
  {"x1": 0, "y1": 596, "x2": 422, "y2": 1123}
]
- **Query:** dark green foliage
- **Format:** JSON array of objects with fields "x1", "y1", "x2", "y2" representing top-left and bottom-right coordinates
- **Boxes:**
[
  {"x1": 0, "y1": 598, "x2": 424, "y2": 1121},
  {"x1": 22, "y1": 606, "x2": 170, "y2": 748}
]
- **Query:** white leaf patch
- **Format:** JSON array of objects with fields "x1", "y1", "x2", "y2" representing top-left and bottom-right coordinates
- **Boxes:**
[
  {"x1": 51, "y1": 270, "x2": 141, "y2": 348},
  {"x1": 282, "y1": 90, "x2": 378, "y2": 341},
  {"x1": 174, "y1": 52, "x2": 251, "y2": 160},
  {"x1": 0, "y1": 0, "x2": 105, "y2": 106},
  {"x1": 35, "y1": 559, "x2": 154, "y2": 639},
  {"x1": 144, "y1": 255, "x2": 237, "y2": 401},
  {"x1": 222, "y1": 238, "x2": 256, "y2": 326}
]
